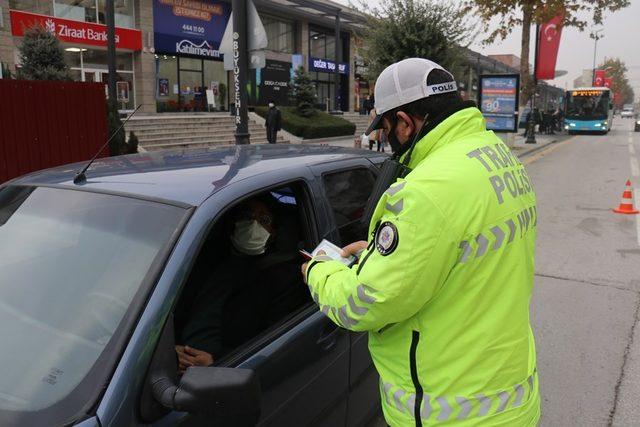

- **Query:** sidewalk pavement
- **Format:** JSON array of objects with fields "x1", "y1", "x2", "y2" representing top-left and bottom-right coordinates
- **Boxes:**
[{"x1": 304, "y1": 131, "x2": 568, "y2": 159}]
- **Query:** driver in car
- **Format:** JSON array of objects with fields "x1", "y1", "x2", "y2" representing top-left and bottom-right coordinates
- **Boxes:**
[{"x1": 175, "y1": 196, "x2": 305, "y2": 372}]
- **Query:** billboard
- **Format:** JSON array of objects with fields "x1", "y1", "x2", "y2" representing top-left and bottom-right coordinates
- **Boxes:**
[
  {"x1": 478, "y1": 74, "x2": 520, "y2": 133},
  {"x1": 256, "y1": 60, "x2": 291, "y2": 106},
  {"x1": 153, "y1": 0, "x2": 231, "y2": 59}
]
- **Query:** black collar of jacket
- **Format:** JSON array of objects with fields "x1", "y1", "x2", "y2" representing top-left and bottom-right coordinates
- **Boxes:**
[{"x1": 396, "y1": 100, "x2": 478, "y2": 162}]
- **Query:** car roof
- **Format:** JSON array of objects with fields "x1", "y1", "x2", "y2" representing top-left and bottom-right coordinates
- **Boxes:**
[{"x1": 8, "y1": 144, "x2": 384, "y2": 206}]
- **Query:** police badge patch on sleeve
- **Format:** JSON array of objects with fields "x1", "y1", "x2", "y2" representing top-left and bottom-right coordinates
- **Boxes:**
[{"x1": 375, "y1": 222, "x2": 399, "y2": 256}]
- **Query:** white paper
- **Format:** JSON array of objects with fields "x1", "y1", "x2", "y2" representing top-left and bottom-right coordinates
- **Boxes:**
[{"x1": 312, "y1": 239, "x2": 355, "y2": 266}]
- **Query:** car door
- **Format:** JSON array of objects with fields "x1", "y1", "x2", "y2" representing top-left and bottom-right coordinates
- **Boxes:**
[
  {"x1": 141, "y1": 174, "x2": 351, "y2": 427},
  {"x1": 311, "y1": 159, "x2": 383, "y2": 426}
]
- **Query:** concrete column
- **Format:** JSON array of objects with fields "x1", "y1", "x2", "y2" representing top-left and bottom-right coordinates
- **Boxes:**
[
  {"x1": 300, "y1": 19, "x2": 309, "y2": 71},
  {"x1": 134, "y1": 1, "x2": 156, "y2": 113},
  {"x1": 348, "y1": 32, "x2": 355, "y2": 112},
  {"x1": 0, "y1": 0, "x2": 14, "y2": 76}
]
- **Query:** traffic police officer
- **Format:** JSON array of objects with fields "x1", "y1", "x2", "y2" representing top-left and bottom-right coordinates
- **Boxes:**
[{"x1": 302, "y1": 58, "x2": 540, "y2": 426}]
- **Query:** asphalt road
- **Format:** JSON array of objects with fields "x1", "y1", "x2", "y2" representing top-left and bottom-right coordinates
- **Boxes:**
[{"x1": 525, "y1": 119, "x2": 640, "y2": 426}]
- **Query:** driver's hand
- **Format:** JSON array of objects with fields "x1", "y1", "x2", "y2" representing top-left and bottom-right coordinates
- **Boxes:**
[
  {"x1": 175, "y1": 345, "x2": 214, "y2": 373},
  {"x1": 341, "y1": 241, "x2": 368, "y2": 258}
]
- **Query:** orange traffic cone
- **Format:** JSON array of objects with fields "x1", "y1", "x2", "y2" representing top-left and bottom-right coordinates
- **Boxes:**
[{"x1": 613, "y1": 180, "x2": 639, "y2": 214}]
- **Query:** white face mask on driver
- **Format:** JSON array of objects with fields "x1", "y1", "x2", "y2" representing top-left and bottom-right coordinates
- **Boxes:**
[{"x1": 230, "y1": 220, "x2": 271, "y2": 255}]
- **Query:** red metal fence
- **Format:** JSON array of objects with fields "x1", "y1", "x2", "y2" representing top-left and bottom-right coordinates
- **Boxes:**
[{"x1": 0, "y1": 79, "x2": 108, "y2": 183}]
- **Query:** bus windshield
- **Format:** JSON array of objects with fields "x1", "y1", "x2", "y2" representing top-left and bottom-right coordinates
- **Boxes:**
[{"x1": 566, "y1": 90, "x2": 610, "y2": 120}]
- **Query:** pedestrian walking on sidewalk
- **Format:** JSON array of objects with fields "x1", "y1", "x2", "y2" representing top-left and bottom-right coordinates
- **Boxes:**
[
  {"x1": 265, "y1": 100, "x2": 282, "y2": 144},
  {"x1": 367, "y1": 109, "x2": 378, "y2": 150},
  {"x1": 377, "y1": 127, "x2": 386, "y2": 152},
  {"x1": 302, "y1": 58, "x2": 540, "y2": 427}
]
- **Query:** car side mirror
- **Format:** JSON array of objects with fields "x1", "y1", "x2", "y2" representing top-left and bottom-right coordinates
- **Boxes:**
[
  {"x1": 140, "y1": 314, "x2": 261, "y2": 424},
  {"x1": 174, "y1": 366, "x2": 260, "y2": 417}
]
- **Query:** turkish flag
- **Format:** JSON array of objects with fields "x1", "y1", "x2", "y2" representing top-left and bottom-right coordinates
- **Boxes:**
[
  {"x1": 594, "y1": 70, "x2": 606, "y2": 87},
  {"x1": 603, "y1": 77, "x2": 613, "y2": 88},
  {"x1": 535, "y1": 11, "x2": 565, "y2": 80}
]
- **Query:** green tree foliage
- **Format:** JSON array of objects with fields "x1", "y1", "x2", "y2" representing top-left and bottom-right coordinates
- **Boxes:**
[
  {"x1": 463, "y1": 0, "x2": 630, "y2": 105},
  {"x1": 107, "y1": 100, "x2": 126, "y2": 156},
  {"x1": 289, "y1": 66, "x2": 317, "y2": 117},
  {"x1": 598, "y1": 58, "x2": 635, "y2": 107},
  {"x1": 354, "y1": 0, "x2": 474, "y2": 80},
  {"x1": 17, "y1": 25, "x2": 70, "y2": 81}
]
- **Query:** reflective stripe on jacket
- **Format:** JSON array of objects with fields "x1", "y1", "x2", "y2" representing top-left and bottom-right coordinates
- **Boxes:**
[{"x1": 306, "y1": 107, "x2": 540, "y2": 426}]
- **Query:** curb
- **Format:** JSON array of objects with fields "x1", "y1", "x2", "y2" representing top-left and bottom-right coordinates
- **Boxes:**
[{"x1": 517, "y1": 134, "x2": 575, "y2": 159}]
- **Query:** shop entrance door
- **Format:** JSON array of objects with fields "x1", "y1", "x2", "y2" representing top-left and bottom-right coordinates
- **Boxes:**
[
  {"x1": 178, "y1": 57, "x2": 205, "y2": 112},
  {"x1": 179, "y1": 70, "x2": 205, "y2": 112},
  {"x1": 82, "y1": 69, "x2": 108, "y2": 83}
]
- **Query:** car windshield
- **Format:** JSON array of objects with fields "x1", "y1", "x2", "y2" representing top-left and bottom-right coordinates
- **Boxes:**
[
  {"x1": 566, "y1": 92, "x2": 609, "y2": 120},
  {"x1": 0, "y1": 186, "x2": 185, "y2": 422}
]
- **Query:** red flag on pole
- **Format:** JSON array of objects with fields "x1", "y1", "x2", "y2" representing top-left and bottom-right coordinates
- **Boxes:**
[
  {"x1": 535, "y1": 11, "x2": 565, "y2": 80},
  {"x1": 603, "y1": 77, "x2": 613, "y2": 88},
  {"x1": 594, "y1": 70, "x2": 606, "y2": 86}
]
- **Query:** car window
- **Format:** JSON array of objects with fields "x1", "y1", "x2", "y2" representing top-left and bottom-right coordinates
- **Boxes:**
[
  {"x1": 0, "y1": 185, "x2": 186, "y2": 422},
  {"x1": 173, "y1": 182, "x2": 314, "y2": 365},
  {"x1": 322, "y1": 167, "x2": 377, "y2": 244}
]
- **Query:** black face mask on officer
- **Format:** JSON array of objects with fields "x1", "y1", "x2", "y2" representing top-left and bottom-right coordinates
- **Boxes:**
[{"x1": 384, "y1": 111, "x2": 423, "y2": 157}]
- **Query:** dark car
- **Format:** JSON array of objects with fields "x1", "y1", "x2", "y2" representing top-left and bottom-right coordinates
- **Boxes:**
[
  {"x1": 0, "y1": 145, "x2": 387, "y2": 427},
  {"x1": 635, "y1": 114, "x2": 640, "y2": 132}
]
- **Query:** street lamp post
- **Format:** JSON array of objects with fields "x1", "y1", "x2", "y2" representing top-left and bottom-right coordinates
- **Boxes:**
[
  {"x1": 591, "y1": 29, "x2": 603, "y2": 86},
  {"x1": 105, "y1": 0, "x2": 116, "y2": 105},
  {"x1": 232, "y1": 0, "x2": 250, "y2": 144},
  {"x1": 525, "y1": 24, "x2": 540, "y2": 144},
  {"x1": 334, "y1": 10, "x2": 341, "y2": 113}
]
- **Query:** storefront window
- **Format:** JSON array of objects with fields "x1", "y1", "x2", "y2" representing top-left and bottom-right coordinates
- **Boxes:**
[
  {"x1": 180, "y1": 57, "x2": 202, "y2": 71},
  {"x1": 8, "y1": 0, "x2": 50, "y2": 14},
  {"x1": 261, "y1": 15, "x2": 294, "y2": 53},
  {"x1": 54, "y1": 0, "x2": 134, "y2": 28},
  {"x1": 203, "y1": 60, "x2": 228, "y2": 110},
  {"x1": 310, "y1": 30, "x2": 325, "y2": 58},
  {"x1": 310, "y1": 29, "x2": 335, "y2": 59},
  {"x1": 79, "y1": 50, "x2": 133, "y2": 71},
  {"x1": 63, "y1": 47, "x2": 135, "y2": 110},
  {"x1": 98, "y1": 0, "x2": 134, "y2": 28},
  {"x1": 156, "y1": 56, "x2": 179, "y2": 112},
  {"x1": 155, "y1": 57, "x2": 228, "y2": 113},
  {"x1": 63, "y1": 49, "x2": 82, "y2": 68}
]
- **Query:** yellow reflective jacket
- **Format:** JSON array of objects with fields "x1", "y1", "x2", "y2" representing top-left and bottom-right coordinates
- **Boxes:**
[{"x1": 306, "y1": 107, "x2": 540, "y2": 426}]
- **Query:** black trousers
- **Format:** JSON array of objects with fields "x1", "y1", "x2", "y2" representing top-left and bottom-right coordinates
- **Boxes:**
[{"x1": 267, "y1": 128, "x2": 278, "y2": 144}]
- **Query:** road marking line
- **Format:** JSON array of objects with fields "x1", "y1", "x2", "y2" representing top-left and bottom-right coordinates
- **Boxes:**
[
  {"x1": 523, "y1": 136, "x2": 577, "y2": 166},
  {"x1": 632, "y1": 157, "x2": 640, "y2": 178}
]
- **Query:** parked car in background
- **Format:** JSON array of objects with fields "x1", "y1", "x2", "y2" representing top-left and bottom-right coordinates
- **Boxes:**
[
  {"x1": 621, "y1": 104, "x2": 635, "y2": 118},
  {"x1": 634, "y1": 115, "x2": 640, "y2": 132},
  {"x1": 0, "y1": 145, "x2": 387, "y2": 427}
]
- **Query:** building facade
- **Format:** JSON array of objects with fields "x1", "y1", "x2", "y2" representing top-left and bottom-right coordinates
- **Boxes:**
[{"x1": 1, "y1": 0, "x2": 365, "y2": 114}]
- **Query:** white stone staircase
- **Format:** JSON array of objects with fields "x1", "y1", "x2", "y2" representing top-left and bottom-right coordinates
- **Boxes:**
[
  {"x1": 125, "y1": 113, "x2": 287, "y2": 151},
  {"x1": 342, "y1": 112, "x2": 372, "y2": 136}
]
